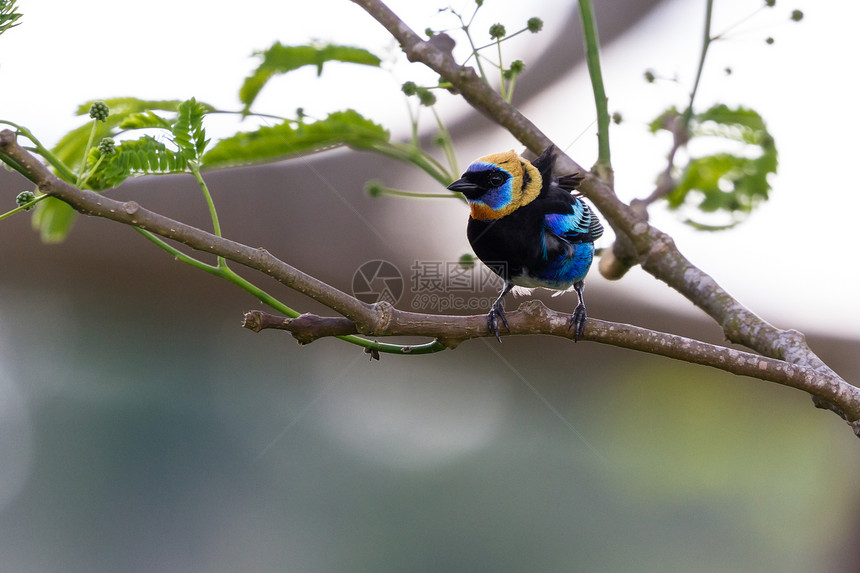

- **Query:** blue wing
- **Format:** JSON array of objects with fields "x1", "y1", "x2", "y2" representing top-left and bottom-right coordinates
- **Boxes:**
[
  {"x1": 543, "y1": 199, "x2": 603, "y2": 245},
  {"x1": 529, "y1": 199, "x2": 601, "y2": 287}
]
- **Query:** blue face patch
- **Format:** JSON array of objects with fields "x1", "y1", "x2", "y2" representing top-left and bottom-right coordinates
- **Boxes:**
[{"x1": 466, "y1": 162, "x2": 513, "y2": 210}]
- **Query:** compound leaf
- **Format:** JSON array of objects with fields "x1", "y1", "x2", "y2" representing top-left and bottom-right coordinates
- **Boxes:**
[
  {"x1": 239, "y1": 43, "x2": 381, "y2": 112},
  {"x1": 203, "y1": 109, "x2": 389, "y2": 168}
]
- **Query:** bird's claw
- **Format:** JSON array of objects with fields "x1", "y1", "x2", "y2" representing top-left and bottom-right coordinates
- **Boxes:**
[
  {"x1": 569, "y1": 303, "x2": 587, "y2": 342},
  {"x1": 487, "y1": 302, "x2": 509, "y2": 343}
]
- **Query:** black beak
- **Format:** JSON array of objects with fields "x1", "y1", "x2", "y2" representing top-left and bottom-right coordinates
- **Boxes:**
[{"x1": 447, "y1": 178, "x2": 482, "y2": 198}]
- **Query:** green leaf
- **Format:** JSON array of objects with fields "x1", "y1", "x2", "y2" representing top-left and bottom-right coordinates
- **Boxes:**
[
  {"x1": 695, "y1": 104, "x2": 766, "y2": 134},
  {"x1": 654, "y1": 104, "x2": 778, "y2": 229},
  {"x1": 85, "y1": 135, "x2": 191, "y2": 190},
  {"x1": 239, "y1": 43, "x2": 382, "y2": 112},
  {"x1": 203, "y1": 110, "x2": 390, "y2": 168},
  {"x1": 119, "y1": 111, "x2": 173, "y2": 131},
  {"x1": 52, "y1": 99, "x2": 186, "y2": 175},
  {"x1": 0, "y1": 0, "x2": 22, "y2": 35},
  {"x1": 648, "y1": 106, "x2": 680, "y2": 134},
  {"x1": 71, "y1": 98, "x2": 190, "y2": 119},
  {"x1": 31, "y1": 198, "x2": 77, "y2": 244},
  {"x1": 172, "y1": 98, "x2": 210, "y2": 158},
  {"x1": 682, "y1": 219, "x2": 742, "y2": 232}
]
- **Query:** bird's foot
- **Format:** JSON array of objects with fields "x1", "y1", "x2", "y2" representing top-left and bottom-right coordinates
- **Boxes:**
[
  {"x1": 569, "y1": 303, "x2": 587, "y2": 342},
  {"x1": 487, "y1": 302, "x2": 509, "y2": 343}
]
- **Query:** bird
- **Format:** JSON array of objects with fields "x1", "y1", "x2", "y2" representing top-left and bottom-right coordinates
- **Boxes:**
[{"x1": 446, "y1": 145, "x2": 603, "y2": 342}]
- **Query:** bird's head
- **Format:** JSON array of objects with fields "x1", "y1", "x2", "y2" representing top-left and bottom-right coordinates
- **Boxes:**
[{"x1": 447, "y1": 150, "x2": 543, "y2": 220}]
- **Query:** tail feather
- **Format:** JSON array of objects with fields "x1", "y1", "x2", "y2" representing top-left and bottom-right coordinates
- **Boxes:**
[
  {"x1": 586, "y1": 206, "x2": 604, "y2": 241},
  {"x1": 557, "y1": 172, "x2": 585, "y2": 193}
]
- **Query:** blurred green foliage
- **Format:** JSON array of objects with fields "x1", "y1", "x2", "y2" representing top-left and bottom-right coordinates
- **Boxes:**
[{"x1": 651, "y1": 104, "x2": 778, "y2": 230}]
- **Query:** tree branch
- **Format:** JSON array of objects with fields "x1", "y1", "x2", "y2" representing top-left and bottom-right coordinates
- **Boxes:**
[
  {"x1": 3, "y1": 126, "x2": 859, "y2": 428},
  {"x1": 348, "y1": 0, "x2": 857, "y2": 419},
  {"x1": 242, "y1": 302, "x2": 860, "y2": 427}
]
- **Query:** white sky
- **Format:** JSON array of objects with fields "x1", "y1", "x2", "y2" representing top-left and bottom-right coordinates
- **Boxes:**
[{"x1": 2, "y1": 0, "x2": 858, "y2": 338}]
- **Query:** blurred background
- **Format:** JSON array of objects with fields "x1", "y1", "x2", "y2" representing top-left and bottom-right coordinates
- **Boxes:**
[{"x1": 2, "y1": 0, "x2": 859, "y2": 571}]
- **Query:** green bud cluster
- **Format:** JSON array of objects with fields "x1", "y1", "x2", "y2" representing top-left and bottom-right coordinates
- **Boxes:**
[
  {"x1": 89, "y1": 101, "x2": 110, "y2": 122},
  {"x1": 364, "y1": 180, "x2": 384, "y2": 198},
  {"x1": 503, "y1": 59, "x2": 525, "y2": 79},
  {"x1": 489, "y1": 23, "x2": 506, "y2": 39},
  {"x1": 16, "y1": 190, "x2": 35, "y2": 210},
  {"x1": 417, "y1": 89, "x2": 436, "y2": 107},
  {"x1": 98, "y1": 137, "x2": 116, "y2": 156},
  {"x1": 527, "y1": 17, "x2": 543, "y2": 33},
  {"x1": 402, "y1": 81, "x2": 436, "y2": 106}
]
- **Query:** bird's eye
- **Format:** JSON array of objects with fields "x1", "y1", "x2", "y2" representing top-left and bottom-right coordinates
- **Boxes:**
[{"x1": 489, "y1": 172, "x2": 506, "y2": 187}]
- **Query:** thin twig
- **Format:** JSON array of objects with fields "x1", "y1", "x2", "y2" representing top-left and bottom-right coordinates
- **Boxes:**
[
  {"x1": 577, "y1": 0, "x2": 612, "y2": 179},
  {"x1": 684, "y1": 0, "x2": 715, "y2": 126}
]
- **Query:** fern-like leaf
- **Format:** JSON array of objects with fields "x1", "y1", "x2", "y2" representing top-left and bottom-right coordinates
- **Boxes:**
[
  {"x1": 84, "y1": 136, "x2": 191, "y2": 190},
  {"x1": 202, "y1": 110, "x2": 389, "y2": 168},
  {"x1": 0, "y1": 0, "x2": 23, "y2": 35},
  {"x1": 52, "y1": 99, "x2": 187, "y2": 175},
  {"x1": 239, "y1": 43, "x2": 381, "y2": 112},
  {"x1": 34, "y1": 98, "x2": 214, "y2": 242},
  {"x1": 173, "y1": 98, "x2": 210, "y2": 159},
  {"x1": 120, "y1": 111, "x2": 174, "y2": 131}
]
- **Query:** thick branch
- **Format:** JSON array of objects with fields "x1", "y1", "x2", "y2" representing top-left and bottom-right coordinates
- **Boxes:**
[
  {"x1": 349, "y1": 0, "x2": 854, "y2": 411},
  {"x1": 243, "y1": 301, "x2": 860, "y2": 423}
]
